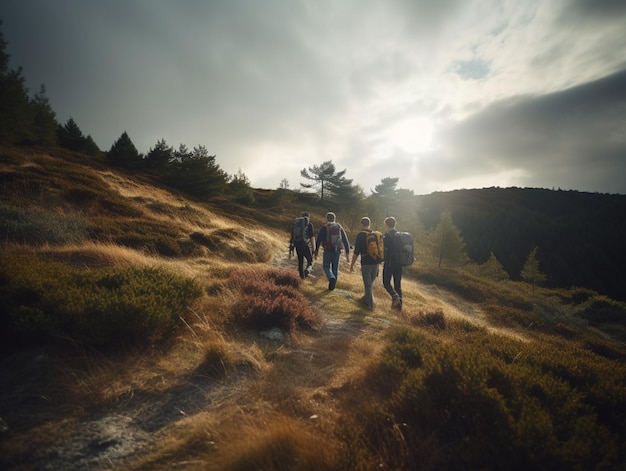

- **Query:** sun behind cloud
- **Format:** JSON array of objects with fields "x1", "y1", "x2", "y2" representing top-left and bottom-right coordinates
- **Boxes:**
[{"x1": 385, "y1": 116, "x2": 434, "y2": 154}]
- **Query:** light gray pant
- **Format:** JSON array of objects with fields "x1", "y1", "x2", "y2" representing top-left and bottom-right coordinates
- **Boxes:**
[{"x1": 361, "y1": 264, "x2": 379, "y2": 309}]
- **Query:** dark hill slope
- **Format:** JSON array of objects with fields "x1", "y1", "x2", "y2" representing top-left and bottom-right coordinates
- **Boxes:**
[{"x1": 416, "y1": 187, "x2": 626, "y2": 300}]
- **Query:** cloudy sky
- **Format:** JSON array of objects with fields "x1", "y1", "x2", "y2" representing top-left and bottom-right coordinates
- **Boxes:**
[{"x1": 2, "y1": 0, "x2": 626, "y2": 195}]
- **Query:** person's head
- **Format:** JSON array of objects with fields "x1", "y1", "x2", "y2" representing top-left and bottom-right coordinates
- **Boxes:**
[
  {"x1": 326, "y1": 212, "x2": 336, "y2": 223},
  {"x1": 384, "y1": 216, "x2": 396, "y2": 229},
  {"x1": 302, "y1": 211, "x2": 310, "y2": 220},
  {"x1": 360, "y1": 217, "x2": 371, "y2": 228}
]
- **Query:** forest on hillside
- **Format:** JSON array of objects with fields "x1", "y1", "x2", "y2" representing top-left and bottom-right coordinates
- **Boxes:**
[{"x1": 415, "y1": 188, "x2": 626, "y2": 301}]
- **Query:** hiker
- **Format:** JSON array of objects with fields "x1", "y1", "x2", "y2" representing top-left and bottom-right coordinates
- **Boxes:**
[
  {"x1": 315, "y1": 211, "x2": 350, "y2": 290},
  {"x1": 383, "y1": 216, "x2": 403, "y2": 310},
  {"x1": 290, "y1": 211, "x2": 315, "y2": 279},
  {"x1": 349, "y1": 217, "x2": 382, "y2": 310}
]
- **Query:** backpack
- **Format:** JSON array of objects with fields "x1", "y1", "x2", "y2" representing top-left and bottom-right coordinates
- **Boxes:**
[
  {"x1": 324, "y1": 222, "x2": 342, "y2": 252},
  {"x1": 364, "y1": 230, "x2": 384, "y2": 263},
  {"x1": 393, "y1": 231, "x2": 414, "y2": 266},
  {"x1": 292, "y1": 217, "x2": 309, "y2": 245}
]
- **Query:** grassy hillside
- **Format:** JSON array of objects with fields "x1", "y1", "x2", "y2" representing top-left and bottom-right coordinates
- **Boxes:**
[{"x1": 1, "y1": 145, "x2": 625, "y2": 470}]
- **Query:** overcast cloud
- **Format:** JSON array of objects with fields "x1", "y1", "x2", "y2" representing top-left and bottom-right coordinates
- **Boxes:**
[{"x1": 2, "y1": 0, "x2": 625, "y2": 194}]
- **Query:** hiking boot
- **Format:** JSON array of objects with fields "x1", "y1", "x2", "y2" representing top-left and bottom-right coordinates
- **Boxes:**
[
  {"x1": 359, "y1": 296, "x2": 373, "y2": 310},
  {"x1": 305, "y1": 265, "x2": 312, "y2": 277},
  {"x1": 329, "y1": 278, "x2": 337, "y2": 290},
  {"x1": 395, "y1": 297, "x2": 403, "y2": 311}
]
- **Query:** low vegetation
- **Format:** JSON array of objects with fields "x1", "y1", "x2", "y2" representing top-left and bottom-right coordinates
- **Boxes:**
[{"x1": 0, "y1": 146, "x2": 624, "y2": 470}]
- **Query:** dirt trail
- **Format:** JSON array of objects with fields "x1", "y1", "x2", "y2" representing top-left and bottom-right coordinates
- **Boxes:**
[{"x1": 413, "y1": 280, "x2": 530, "y2": 342}]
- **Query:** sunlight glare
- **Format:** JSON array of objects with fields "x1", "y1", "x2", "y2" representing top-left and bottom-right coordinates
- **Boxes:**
[{"x1": 386, "y1": 117, "x2": 434, "y2": 153}]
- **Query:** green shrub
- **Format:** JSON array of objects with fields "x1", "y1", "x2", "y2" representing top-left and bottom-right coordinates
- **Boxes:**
[
  {"x1": 0, "y1": 253, "x2": 202, "y2": 348},
  {"x1": 578, "y1": 296, "x2": 626, "y2": 324},
  {"x1": 0, "y1": 203, "x2": 93, "y2": 245},
  {"x1": 348, "y1": 325, "x2": 626, "y2": 470}
]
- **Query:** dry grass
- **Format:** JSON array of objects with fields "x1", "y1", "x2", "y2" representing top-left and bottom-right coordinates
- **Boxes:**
[{"x1": 2, "y1": 146, "x2": 624, "y2": 470}]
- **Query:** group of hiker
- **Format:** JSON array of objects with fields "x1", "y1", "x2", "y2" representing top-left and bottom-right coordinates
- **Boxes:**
[{"x1": 289, "y1": 211, "x2": 413, "y2": 311}]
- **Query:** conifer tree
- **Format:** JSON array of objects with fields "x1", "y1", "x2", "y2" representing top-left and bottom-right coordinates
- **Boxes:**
[
  {"x1": 372, "y1": 177, "x2": 399, "y2": 216},
  {"x1": 479, "y1": 252, "x2": 509, "y2": 281},
  {"x1": 0, "y1": 23, "x2": 33, "y2": 144},
  {"x1": 164, "y1": 144, "x2": 227, "y2": 197},
  {"x1": 300, "y1": 160, "x2": 354, "y2": 201},
  {"x1": 107, "y1": 131, "x2": 142, "y2": 168},
  {"x1": 229, "y1": 169, "x2": 254, "y2": 204},
  {"x1": 372, "y1": 177, "x2": 399, "y2": 196},
  {"x1": 57, "y1": 117, "x2": 85, "y2": 151},
  {"x1": 145, "y1": 138, "x2": 173, "y2": 169},
  {"x1": 83, "y1": 135, "x2": 101, "y2": 156},
  {"x1": 30, "y1": 85, "x2": 58, "y2": 145},
  {"x1": 521, "y1": 246, "x2": 547, "y2": 292},
  {"x1": 432, "y1": 209, "x2": 466, "y2": 268}
]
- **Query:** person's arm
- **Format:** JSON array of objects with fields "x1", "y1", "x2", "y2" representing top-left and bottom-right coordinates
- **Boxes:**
[
  {"x1": 315, "y1": 227, "x2": 325, "y2": 255},
  {"x1": 350, "y1": 245, "x2": 359, "y2": 272},
  {"x1": 342, "y1": 228, "x2": 350, "y2": 261},
  {"x1": 350, "y1": 231, "x2": 362, "y2": 272},
  {"x1": 308, "y1": 224, "x2": 316, "y2": 253}
]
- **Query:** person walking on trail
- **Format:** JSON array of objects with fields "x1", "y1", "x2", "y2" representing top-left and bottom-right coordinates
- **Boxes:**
[
  {"x1": 383, "y1": 216, "x2": 403, "y2": 310},
  {"x1": 350, "y1": 217, "x2": 380, "y2": 310},
  {"x1": 290, "y1": 211, "x2": 315, "y2": 279},
  {"x1": 315, "y1": 212, "x2": 350, "y2": 291}
]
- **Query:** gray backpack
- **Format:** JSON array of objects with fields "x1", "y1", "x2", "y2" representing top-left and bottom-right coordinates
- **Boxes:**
[{"x1": 393, "y1": 232, "x2": 414, "y2": 266}]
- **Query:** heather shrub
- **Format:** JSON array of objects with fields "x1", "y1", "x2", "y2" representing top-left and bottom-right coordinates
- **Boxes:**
[
  {"x1": 231, "y1": 268, "x2": 321, "y2": 333},
  {"x1": 349, "y1": 325, "x2": 625, "y2": 470},
  {"x1": 408, "y1": 309, "x2": 446, "y2": 330},
  {"x1": 0, "y1": 203, "x2": 93, "y2": 245},
  {"x1": 577, "y1": 296, "x2": 626, "y2": 324},
  {"x1": 0, "y1": 253, "x2": 202, "y2": 348}
]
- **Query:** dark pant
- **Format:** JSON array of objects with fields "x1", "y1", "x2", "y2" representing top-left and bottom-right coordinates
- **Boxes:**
[
  {"x1": 383, "y1": 262, "x2": 403, "y2": 299},
  {"x1": 295, "y1": 243, "x2": 313, "y2": 278}
]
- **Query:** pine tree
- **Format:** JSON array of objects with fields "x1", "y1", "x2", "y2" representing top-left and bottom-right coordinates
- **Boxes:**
[
  {"x1": 145, "y1": 138, "x2": 173, "y2": 169},
  {"x1": 229, "y1": 169, "x2": 254, "y2": 203},
  {"x1": 479, "y1": 252, "x2": 509, "y2": 281},
  {"x1": 30, "y1": 85, "x2": 58, "y2": 145},
  {"x1": 432, "y1": 209, "x2": 466, "y2": 268},
  {"x1": 373, "y1": 177, "x2": 399, "y2": 196},
  {"x1": 521, "y1": 246, "x2": 547, "y2": 292},
  {"x1": 83, "y1": 135, "x2": 101, "y2": 156},
  {"x1": 0, "y1": 24, "x2": 33, "y2": 144},
  {"x1": 300, "y1": 160, "x2": 358, "y2": 200},
  {"x1": 107, "y1": 131, "x2": 142, "y2": 168},
  {"x1": 372, "y1": 177, "x2": 399, "y2": 216},
  {"x1": 164, "y1": 144, "x2": 227, "y2": 197},
  {"x1": 57, "y1": 117, "x2": 85, "y2": 151}
]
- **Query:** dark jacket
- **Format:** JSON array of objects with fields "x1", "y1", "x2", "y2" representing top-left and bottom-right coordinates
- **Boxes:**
[
  {"x1": 383, "y1": 229, "x2": 398, "y2": 266},
  {"x1": 354, "y1": 230, "x2": 378, "y2": 265}
]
